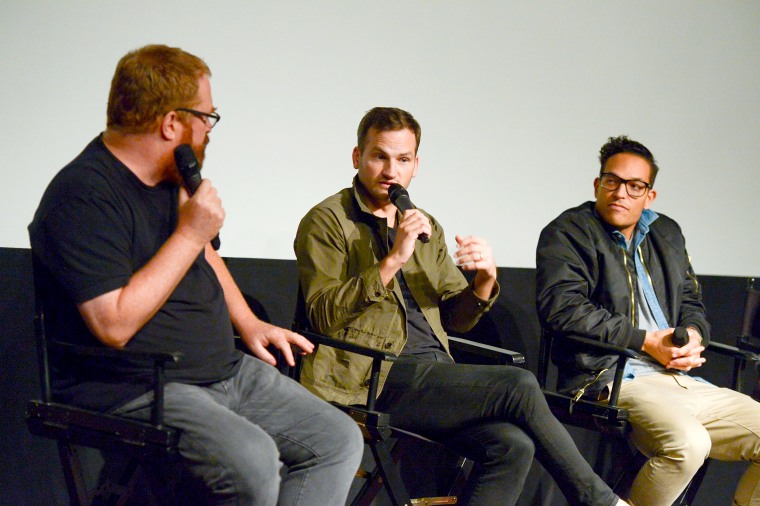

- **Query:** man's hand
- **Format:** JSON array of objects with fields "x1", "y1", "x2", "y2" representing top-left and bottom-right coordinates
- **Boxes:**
[
  {"x1": 643, "y1": 327, "x2": 706, "y2": 371},
  {"x1": 240, "y1": 319, "x2": 315, "y2": 367},
  {"x1": 176, "y1": 181, "x2": 225, "y2": 248},
  {"x1": 454, "y1": 235, "x2": 497, "y2": 300},
  {"x1": 392, "y1": 209, "x2": 432, "y2": 262},
  {"x1": 379, "y1": 209, "x2": 432, "y2": 285}
]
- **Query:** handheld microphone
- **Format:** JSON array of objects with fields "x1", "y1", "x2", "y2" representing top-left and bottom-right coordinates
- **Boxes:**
[
  {"x1": 672, "y1": 326, "x2": 689, "y2": 347},
  {"x1": 388, "y1": 183, "x2": 429, "y2": 243},
  {"x1": 173, "y1": 144, "x2": 221, "y2": 250}
]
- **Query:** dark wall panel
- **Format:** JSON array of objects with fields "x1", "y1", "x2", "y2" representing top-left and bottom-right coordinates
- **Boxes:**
[{"x1": 2, "y1": 247, "x2": 755, "y2": 505}]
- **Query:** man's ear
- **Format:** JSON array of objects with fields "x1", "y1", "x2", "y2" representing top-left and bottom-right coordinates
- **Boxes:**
[
  {"x1": 411, "y1": 155, "x2": 420, "y2": 179},
  {"x1": 593, "y1": 177, "x2": 600, "y2": 198},
  {"x1": 161, "y1": 111, "x2": 180, "y2": 140},
  {"x1": 352, "y1": 146, "x2": 360, "y2": 169},
  {"x1": 643, "y1": 188, "x2": 657, "y2": 209}
]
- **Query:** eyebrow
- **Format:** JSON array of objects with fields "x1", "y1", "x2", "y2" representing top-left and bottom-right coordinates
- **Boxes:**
[
  {"x1": 370, "y1": 147, "x2": 414, "y2": 158},
  {"x1": 605, "y1": 172, "x2": 648, "y2": 183}
]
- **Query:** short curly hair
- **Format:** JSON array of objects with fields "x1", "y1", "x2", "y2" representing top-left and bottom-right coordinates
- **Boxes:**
[
  {"x1": 599, "y1": 135, "x2": 660, "y2": 186},
  {"x1": 107, "y1": 44, "x2": 210, "y2": 134}
]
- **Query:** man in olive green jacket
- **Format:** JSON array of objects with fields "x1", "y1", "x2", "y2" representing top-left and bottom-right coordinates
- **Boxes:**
[
  {"x1": 294, "y1": 107, "x2": 626, "y2": 506},
  {"x1": 295, "y1": 176, "x2": 497, "y2": 406}
]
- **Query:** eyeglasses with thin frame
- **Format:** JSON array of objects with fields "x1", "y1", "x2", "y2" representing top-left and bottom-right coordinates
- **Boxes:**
[
  {"x1": 599, "y1": 172, "x2": 651, "y2": 198},
  {"x1": 176, "y1": 108, "x2": 221, "y2": 129}
]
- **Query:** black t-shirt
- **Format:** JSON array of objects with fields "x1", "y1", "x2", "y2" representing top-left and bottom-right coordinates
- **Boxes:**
[
  {"x1": 28, "y1": 135, "x2": 242, "y2": 411},
  {"x1": 387, "y1": 228, "x2": 448, "y2": 358}
]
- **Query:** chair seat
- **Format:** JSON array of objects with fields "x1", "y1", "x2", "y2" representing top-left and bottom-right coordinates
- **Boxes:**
[{"x1": 26, "y1": 400, "x2": 179, "y2": 461}]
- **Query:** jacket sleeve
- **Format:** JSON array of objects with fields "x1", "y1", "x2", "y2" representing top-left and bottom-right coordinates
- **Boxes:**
[
  {"x1": 294, "y1": 205, "x2": 391, "y2": 335},
  {"x1": 535, "y1": 218, "x2": 645, "y2": 351},
  {"x1": 677, "y1": 248, "x2": 711, "y2": 346},
  {"x1": 434, "y1": 220, "x2": 500, "y2": 333}
]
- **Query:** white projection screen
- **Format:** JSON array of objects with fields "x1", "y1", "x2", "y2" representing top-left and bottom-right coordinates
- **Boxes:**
[{"x1": 3, "y1": 1, "x2": 759, "y2": 276}]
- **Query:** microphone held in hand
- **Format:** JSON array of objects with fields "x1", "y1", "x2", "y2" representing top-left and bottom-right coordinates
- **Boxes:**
[
  {"x1": 388, "y1": 183, "x2": 429, "y2": 243},
  {"x1": 173, "y1": 144, "x2": 221, "y2": 250},
  {"x1": 672, "y1": 326, "x2": 689, "y2": 347}
]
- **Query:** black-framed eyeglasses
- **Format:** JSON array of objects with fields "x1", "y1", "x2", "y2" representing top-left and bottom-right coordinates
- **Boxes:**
[
  {"x1": 599, "y1": 172, "x2": 651, "y2": 198},
  {"x1": 176, "y1": 108, "x2": 221, "y2": 129}
]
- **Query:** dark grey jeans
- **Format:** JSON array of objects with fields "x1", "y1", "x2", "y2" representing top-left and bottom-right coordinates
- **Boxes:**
[
  {"x1": 113, "y1": 354, "x2": 363, "y2": 505},
  {"x1": 377, "y1": 355, "x2": 619, "y2": 506}
]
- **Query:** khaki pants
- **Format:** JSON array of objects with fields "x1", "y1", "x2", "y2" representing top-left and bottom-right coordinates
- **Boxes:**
[{"x1": 618, "y1": 373, "x2": 760, "y2": 506}]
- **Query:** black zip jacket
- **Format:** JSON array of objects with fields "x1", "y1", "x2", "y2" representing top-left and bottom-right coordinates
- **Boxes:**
[{"x1": 535, "y1": 201, "x2": 710, "y2": 397}]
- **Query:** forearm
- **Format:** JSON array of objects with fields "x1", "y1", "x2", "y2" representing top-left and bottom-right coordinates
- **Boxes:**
[
  {"x1": 472, "y1": 268, "x2": 498, "y2": 301},
  {"x1": 378, "y1": 252, "x2": 405, "y2": 287},
  {"x1": 204, "y1": 245, "x2": 259, "y2": 333},
  {"x1": 77, "y1": 230, "x2": 206, "y2": 348},
  {"x1": 440, "y1": 282, "x2": 499, "y2": 333}
]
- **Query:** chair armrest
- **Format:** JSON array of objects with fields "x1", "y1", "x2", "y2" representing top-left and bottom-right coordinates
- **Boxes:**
[
  {"x1": 560, "y1": 334, "x2": 641, "y2": 359},
  {"x1": 48, "y1": 340, "x2": 183, "y2": 364},
  {"x1": 448, "y1": 335, "x2": 525, "y2": 365},
  {"x1": 297, "y1": 330, "x2": 400, "y2": 362},
  {"x1": 737, "y1": 335, "x2": 760, "y2": 354},
  {"x1": 708, "y1": 340, "x2": 760, "y2": 362}
]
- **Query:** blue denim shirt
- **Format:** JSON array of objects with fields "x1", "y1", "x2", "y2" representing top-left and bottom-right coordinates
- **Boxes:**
[{"x1": 610, "y1": 210, "x2": 709, "y2": 384}]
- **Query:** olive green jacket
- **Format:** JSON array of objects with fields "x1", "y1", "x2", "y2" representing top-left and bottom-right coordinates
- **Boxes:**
[{"x1": 294, "y1": 179, "x2": 499, "y2": 405}]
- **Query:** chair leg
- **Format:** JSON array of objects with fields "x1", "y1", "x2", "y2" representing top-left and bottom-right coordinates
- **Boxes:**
[
  {"x1": 57, "y1": 441, "x2": 89, "y2": 506},
  {"x1": 351, "y1": 467, "x2": 385, "y2": 506},
  {"x1": 445, "y1": 456, "x2": 473, "y2": 498},
  {"x1": 370, "y1": 441, "x2": 414, "y2": 506}
]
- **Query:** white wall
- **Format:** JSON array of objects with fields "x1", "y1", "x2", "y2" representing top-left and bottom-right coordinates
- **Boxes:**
[{"x1": 3, "y1": 1, "x2": 759, "y2": 276}]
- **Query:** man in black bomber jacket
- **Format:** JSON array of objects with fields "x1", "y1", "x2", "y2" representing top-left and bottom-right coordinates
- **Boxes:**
[{"x1": 536, "y1": 136, "x2": 760, "y2": 506}]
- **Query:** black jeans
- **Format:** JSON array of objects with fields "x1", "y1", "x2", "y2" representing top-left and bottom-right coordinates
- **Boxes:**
[{"x1": 377, "y1": 354, "x2": 618, "y2": 506}]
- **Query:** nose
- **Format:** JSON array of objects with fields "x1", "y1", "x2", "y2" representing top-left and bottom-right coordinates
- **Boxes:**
[
  {"x1": 611, "y1": 182, "x2": 628, "y2": 198},
  {"x1": 382, "y1": 160, "x2": 397, "y2": 179}
]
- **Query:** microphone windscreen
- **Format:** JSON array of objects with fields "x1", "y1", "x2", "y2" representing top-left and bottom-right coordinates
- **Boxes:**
[
  {"x1": 672, "y1": 327, "x2": 689, "y2": 347},
  {"x1": 387, "y1": 183, "x2": 428, "y2": 243},
  {"x1": 388, "y1": 183, "x2": 415, "y2": 212},
  {"x1": 174, "y1": 144, "x2": 201, "y2": 193},
  {"x1": 173, "y1": 144, "x2": 220, "y2": 250}
]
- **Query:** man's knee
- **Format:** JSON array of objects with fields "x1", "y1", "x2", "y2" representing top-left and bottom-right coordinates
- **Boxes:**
[
  {"x1": 204, "y1": 435, "x2": 282, "y2": 504},
  {"x1": 489, "y1": 425, "x2": 535, "y2": 463},
  {"x1": 503, "y1": 366, "x2": 542, "y2": 398},
  {"x1": 656, "y1": 428, "x2": 711, "y2": 473},
  {"x1": 319, "y1": 405, "x2": 364, "y2": 466}
]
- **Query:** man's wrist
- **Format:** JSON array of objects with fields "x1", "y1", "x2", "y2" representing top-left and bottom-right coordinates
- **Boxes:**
[{"x1": 686, "y1": 326, "x2": 703, "y2": 345}]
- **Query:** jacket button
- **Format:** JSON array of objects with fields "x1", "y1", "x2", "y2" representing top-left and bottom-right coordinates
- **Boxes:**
[{"x1": 384, "y1": 343, "x2": 393, "y2": 349}]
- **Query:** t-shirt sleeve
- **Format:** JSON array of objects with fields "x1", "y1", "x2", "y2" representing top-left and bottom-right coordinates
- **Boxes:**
[{"x1": 35, "y1": 184, "x2": 134, "y2": 304}]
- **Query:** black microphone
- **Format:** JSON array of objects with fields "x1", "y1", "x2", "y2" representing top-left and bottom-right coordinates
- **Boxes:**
[
  {"x1": 672, "y1": 326, "x2": 689, "y2": 347},
  {"x1": 173, "y1": 144, "x2": 221, "y2": 250},
  {"x1": 388, "y1": 183, "x2": 429, "y2": 243}
]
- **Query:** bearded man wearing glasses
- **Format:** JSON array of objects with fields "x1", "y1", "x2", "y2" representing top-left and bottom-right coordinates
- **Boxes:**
[{"x1": 28, "y1": 44, "x2": 361, "y2": 505}]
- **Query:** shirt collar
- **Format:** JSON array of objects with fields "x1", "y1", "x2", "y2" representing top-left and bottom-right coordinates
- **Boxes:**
[{"x1": 595, "y1": 206, "x2": 659, "y2": 248}]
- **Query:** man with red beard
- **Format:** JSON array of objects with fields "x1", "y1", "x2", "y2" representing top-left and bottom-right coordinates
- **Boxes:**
[{"x1": 28, "y1": 44, "x2": 362, "y2": 505}]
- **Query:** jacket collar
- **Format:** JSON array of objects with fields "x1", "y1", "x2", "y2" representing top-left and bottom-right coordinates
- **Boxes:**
[
  {"x1": 351, "y1": 176, "x2": 403, "y2": 229},
  {"x1": 591, "y1": 202, "x2": 659, "y2": 249},
  {"x1": 351, "y1": 176, "x2": 375, "y2": 217}
]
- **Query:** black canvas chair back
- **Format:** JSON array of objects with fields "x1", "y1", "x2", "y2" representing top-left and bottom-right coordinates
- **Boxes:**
[{"x1": 26, "y1": 255, "x2": 182, "y2": 506}]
